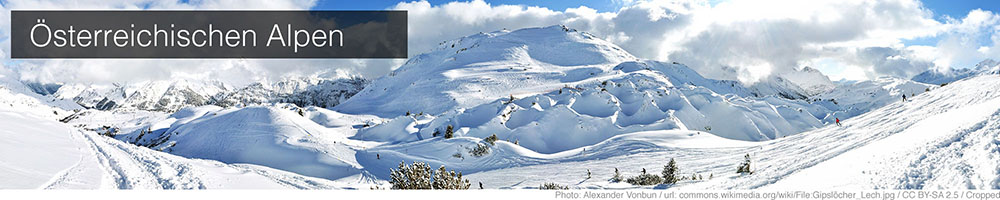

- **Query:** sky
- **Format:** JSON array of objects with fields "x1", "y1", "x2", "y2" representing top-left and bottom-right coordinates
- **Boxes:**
[{"x1": 1, "y1": 0, "x2": 999, "y2": 86}]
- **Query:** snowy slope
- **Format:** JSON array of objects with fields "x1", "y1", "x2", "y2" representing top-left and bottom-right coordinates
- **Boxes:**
[
  {"x1": 0, "y1": 110, "x2": 363, "y2": 189},
  {"x1": 112, "y1": 105, "x2": 373, "y2": 181},
  {"x1": 0, "y1": 72, "x2": 81, "y2": 120},
  {"x1": 335, "y1": 25, "x2": 638, "y2": 117},
  {"x1": 460, "y1": 75, "x2": 1000, "y2": 189},
  {"x1": 350, "y1": 59, "x2": 838, "y2": 154},
  {"x1": 337, "y1": 26, "x2": 854, "y2": 155},
  {"x1": 810, "y1": 76, "x2": 934, "y2": 123}
]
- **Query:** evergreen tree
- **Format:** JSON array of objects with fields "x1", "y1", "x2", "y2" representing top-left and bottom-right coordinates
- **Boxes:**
[
  {"x1": 432, "y1": 165, "x2": 471, "y2": 189},
  {"x1": 737, "y1": 153, "x2": 752, "y2": 174},
  {"x1": 610, "y1": 168, "x2": 623, "y2": 183},
  {"x1": 662, "y1": 158, "x2": 678, "y2": 184},
  {"x1": 389, "y1": 161, "x2": 433, "y2": 189},
  {"x1": 484, "y1": 134, "x2": 498, "y2": 145},
  {"x1": 444, "y1": 125, "x2": 454, "y2": 139}
]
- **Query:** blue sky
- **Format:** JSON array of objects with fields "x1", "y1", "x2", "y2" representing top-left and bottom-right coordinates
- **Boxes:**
[
  {"x1": 313, "y1": 0, "x2": 625, "y2": 12},
  {"x1": 312, "y1": 0, "x2": 1000, "y2": 48}
]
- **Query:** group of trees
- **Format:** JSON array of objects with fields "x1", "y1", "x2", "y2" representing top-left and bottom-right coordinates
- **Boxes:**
[
  {"x1": 389, "y1": 161, "x2": 470, "y2": 190},
  {"x1": 614, "y1": 154, "x2": 752, "y2": 186}
]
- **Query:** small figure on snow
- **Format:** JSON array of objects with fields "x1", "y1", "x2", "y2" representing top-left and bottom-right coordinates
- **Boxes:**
[
  {"x1": 479, "y1": 182, "x2": 484, "y2": 189},
  {"x1": 377, "y1": 153, "x2": 380, "y2": 160},
  {"x1": 902, "y1": 94, "x2": 907, "y2": 102},
  {"x1": 835, "y1": 118, "x2": 841, "y2": 126}
]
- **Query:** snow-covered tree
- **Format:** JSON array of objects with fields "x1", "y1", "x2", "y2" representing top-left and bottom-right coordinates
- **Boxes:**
[
  {"x1": 540, "y1": 182, "x2": 568, "y2": 190},
  {"x1": 662, "y1": 158, "x2": 678, "y2": 184},
  {"x1": 625, "y1": 173, "x2": 663, "y2": 186},
  {"x1": 469, "y1": 143, "x2": 490, "y2": 157},
  {"x1": 432, "y1": 166, "x2": 471, "y2": 189},
  {"x1": 737, "y1": 153, "x2": 752, "y2": 174},
  {"x1": 390, "y1": 161, "x2": 433, "y2": 189},
  {"x1": 391, "y1": 161, "x2": 470, "y2": 190},
  {"x1": 484, "y1": 134, "x2": 498, "y2": 145},
  {"x1": 610, "y1": 168, "x2": 623, "y2": 183}
]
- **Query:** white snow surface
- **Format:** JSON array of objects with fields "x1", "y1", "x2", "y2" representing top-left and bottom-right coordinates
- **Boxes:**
[
  {"x1": 5, "y1": 26, "x2": 1000, "y2": 190},
  {"x1": 0, "y1": 110, "x2": 363, "y2": 189},
  {"x1": 465, "y1": 75, "x2": 1000, "y2": 189}
]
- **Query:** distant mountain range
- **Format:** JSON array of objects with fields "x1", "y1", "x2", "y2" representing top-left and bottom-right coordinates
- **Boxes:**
[
  {"x1": 911, "y1": 59, "x2": 1000, "y2": 85},
  {"x1": 27, "y1": 77, "x2": 368, "y2": 112}
]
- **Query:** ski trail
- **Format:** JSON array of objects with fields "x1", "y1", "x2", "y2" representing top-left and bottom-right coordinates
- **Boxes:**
[{"x1": 80, "y1": 130, "x2": 207, "y2": 189}]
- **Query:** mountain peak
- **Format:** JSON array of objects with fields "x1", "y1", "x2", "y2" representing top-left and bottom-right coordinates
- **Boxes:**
[{"x1": 336, "y1": 25, "x2": 638, "y2": 116}]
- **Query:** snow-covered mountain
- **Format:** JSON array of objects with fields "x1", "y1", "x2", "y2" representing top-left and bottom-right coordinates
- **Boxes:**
[
  {"x1": 7, "y1": 25, "x2": 995, "y2": 190},
  {"x1": 47, "y1": 77, "x2": 368, "y2": 112},
  {"x1": 336, "y1": 26, "x2": 849, "y2": 155},
  {"x1": 464, "y1": 74, "x2": 1000, "y2": 189},
  {"x1": 911, "y1": 59, "x2": 1000, "y2": 85},
  {"x1": 335, "y1": 25, "x2": 639, "y2": 117},
  {"x1": 810, "y1": 76, "x2": 934, "y2": 122},
  {"x1": 0, "y1": 71, "x2": 81, "y2": 120},
  {"x1": 213, "y1": 77, "x2": 368, "y2": 109}
]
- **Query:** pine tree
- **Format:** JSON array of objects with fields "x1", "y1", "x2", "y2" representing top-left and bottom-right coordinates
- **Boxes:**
[
  {"x1": 444, "y1": 125, "x2": 454, "y2": 139},
  {"x1": 737, "y1": 153, "x2": 752, "y2": 174},
  {"x1": 662, "y1": 158, "x2": 678, "y2": 184},
  {"x1": 484, "y1": 134, "x2": 498, "y2": 145},
  {"x1": 432, "y1": 165, "x2": 471, "y2": 189},
  {"x1": 390, "y1": 161, "x2": 470, "y2": 190},
  {"x1": 389, "y1": 161, "x2": 433, "y2": 189}
]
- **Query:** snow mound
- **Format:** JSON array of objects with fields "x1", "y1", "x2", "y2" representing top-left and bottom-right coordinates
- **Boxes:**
[
  {"x1": 353, "y1": 60, "x2": 834, "y2": 153},
  {"x1": 116, "y1": 105, "x2": 365, "y2": 180}
]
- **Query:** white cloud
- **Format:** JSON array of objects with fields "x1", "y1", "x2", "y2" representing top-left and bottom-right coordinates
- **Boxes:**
[
  {"x1": 930, "y1": 9, "x2": 1000, "y2": 69},
  {"x1": 4, "y1": 0, "x2": 999, "y2": 86}
]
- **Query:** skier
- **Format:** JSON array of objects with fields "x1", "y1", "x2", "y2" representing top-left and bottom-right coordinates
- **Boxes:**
[
  {"x1": 902, "y1": 94, "x2": 907, "y2": 102},
  {"x1": 479, "y1": 182, "x2": 483, "y2": 189},
  {"x1": 835, "y1": 118, "x2": 841, "y2": 126}
]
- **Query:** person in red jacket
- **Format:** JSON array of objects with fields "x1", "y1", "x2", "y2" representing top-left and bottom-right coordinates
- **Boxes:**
[{"x1": 836, "y1": 118, "x2": 841, "y2": 126}]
